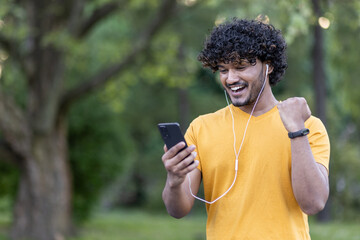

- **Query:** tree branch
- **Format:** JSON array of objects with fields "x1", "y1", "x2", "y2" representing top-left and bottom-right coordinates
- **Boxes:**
[
  {"x1": 0, "y1": 91, "x2": 30, "y2": 159},
  {"x1": 75, "y1": 0, "x2": 130, "y2": 38},
  {"x1": 60, "y1": 0, "x2": 178, "y2": 113},
  {"x1": 67, "y1": 0, "x2": 85, "y2": 34}
]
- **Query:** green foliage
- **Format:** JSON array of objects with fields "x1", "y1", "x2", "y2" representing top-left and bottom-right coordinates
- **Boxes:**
[
  {"x1": 0, "y1": 58, "x2": 27, "y2": 108},
  {"x1": 323, "y1": 1, "x2": 360, "y2": 220},
  {"x1": 0, "y1": 161, "x2": 18, "y2": 204},
  {"x1": 68, "y1": 93, "x2": 129, "y2": 222}
]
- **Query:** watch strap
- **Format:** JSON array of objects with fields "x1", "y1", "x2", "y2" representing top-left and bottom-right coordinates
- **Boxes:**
[{"x1": 288, "y1": 128, "x2": 310, "y2": 139}]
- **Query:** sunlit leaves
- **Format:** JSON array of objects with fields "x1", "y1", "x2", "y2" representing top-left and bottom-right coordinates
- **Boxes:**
[{"x1": 100, "y1": 71, "x2": 138, "y2": 113}]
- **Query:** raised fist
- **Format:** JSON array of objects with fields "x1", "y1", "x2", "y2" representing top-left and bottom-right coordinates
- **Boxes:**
[{"x1": 277, "y1": 97, "x2": 311, "y2": 132}]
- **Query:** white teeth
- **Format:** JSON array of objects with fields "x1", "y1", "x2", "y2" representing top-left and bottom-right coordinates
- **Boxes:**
[{"x1": 231, "y1": 86, "x2": 244, "y2": 91}]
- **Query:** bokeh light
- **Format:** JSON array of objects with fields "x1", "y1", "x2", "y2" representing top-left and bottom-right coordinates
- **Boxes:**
[{"x1": 318, "y1": 17, "x2": 331, "y2": 29}]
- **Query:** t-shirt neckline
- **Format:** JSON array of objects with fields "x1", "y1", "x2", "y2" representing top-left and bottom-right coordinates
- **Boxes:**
[{"x1": 229, "y1": 104, "x2": 278, "y2": 121}]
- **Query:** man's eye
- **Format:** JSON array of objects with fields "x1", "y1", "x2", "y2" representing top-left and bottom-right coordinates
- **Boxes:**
[{"x1": 219, "y1": 69, "x2": 228, "y2": 73}]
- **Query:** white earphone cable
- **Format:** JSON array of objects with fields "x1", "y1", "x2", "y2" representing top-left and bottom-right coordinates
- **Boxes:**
[{"x1": 188, "y1": 64, "x2": 269, "y2": 204}]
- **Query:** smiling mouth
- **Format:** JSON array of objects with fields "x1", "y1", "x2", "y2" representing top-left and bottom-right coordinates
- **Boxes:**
[
  {"x1": 231, "y1": 86, "x2": 244, "y2": 92},
  {"x1": 229, "y1": 84, "x2": 247, "y2": 93}
]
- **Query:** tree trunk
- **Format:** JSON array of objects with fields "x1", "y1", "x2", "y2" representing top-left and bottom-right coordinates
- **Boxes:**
[
  {"x1": 10, "y1": 117, "x2": 72, "y2": 240},
  {"x1": 311, "y1": 0, "x2": 331, "y2": 222},
  {"x1": 312, "y1": 0, "x2": 327, "y2": 126}
]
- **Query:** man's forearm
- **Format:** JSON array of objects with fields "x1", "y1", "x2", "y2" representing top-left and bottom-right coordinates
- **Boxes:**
[
  {"x1": 291, "y1": 137, "x2": 329, "y2": 215},
  {"x1": 162, "y1": 176, "x2": 195, "y2": 218}
]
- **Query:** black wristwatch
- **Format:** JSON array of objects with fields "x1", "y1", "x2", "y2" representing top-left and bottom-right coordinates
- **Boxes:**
[{"x1": 288, "y1": 128, "x2": 310, "y2": 139}]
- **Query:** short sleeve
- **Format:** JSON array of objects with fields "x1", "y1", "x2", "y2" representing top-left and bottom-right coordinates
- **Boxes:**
[
  {"x1": 306, "y1": 117, "x2": 331, "y2": 173},
  {"x1": 184, "y1": 118, "x2": 202, "y2": 172}
]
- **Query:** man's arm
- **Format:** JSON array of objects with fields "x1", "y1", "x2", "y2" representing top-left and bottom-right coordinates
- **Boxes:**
[
  {"x1": 290, "y1": 136, "x2": 329, "y2": 215},
  {"x1": 278, "y1": 97, "x2": 329, "y2": 215},
  {"x1": 161, "y1": 142, "x2": 201, "y2": 218}
]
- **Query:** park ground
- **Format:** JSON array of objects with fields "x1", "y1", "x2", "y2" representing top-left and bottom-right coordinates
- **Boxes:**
[{"x1": 1, "y1": 208, "x2": 359, "y2": 240}]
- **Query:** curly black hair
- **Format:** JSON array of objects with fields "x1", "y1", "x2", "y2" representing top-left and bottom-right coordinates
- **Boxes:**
[{"x1": 198, "y1": 18, "x2": 288, "y2": 86}]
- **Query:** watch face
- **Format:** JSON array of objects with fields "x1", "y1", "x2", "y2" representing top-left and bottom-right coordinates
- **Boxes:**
[
  {"x1": 302, "y1": 129, "x2": 310, "y2": 135},
  {"x1": 288, "y1": 128, "x2": 310, "y2": 139}
]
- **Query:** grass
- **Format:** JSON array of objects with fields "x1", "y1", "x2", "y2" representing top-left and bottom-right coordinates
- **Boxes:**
[
  {"x1": 70, "y1": 209, "x2": 206, "y2": 240},
  {"x1": 1, "y1": 209, "x2": 360, "y2": 240},
  {"x1": 309, "y1": 219, "x2": 360, "y2": 240}
]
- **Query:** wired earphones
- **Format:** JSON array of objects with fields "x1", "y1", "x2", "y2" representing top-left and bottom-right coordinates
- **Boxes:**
[{"x1": 188, "y1": 64, "x2": 269, "y2": 204}]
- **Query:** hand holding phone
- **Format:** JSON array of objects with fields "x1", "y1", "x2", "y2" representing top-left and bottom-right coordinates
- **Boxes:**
[{"x1": 158, "y1": 122, "x2": 198, "y2": 188}]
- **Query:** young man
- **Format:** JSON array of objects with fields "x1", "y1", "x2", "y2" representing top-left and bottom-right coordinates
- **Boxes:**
[{"x1": 161, "y1": 18, "x2": 330, "y2": 239}]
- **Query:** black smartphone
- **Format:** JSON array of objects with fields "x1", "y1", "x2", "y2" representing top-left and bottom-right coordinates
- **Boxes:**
[{"x1": 158, "y1": 122, "x2": 188, "y2": 151}]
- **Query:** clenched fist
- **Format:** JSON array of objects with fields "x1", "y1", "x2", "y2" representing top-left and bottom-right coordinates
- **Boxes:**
[{"x1": 277, "y1": 97, "x2": 311, "y2": 132}]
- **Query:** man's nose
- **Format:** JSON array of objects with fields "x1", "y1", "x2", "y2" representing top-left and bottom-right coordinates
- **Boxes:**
[{"x1": 227, "y1": 69, "x2": 239, "y2": 84}]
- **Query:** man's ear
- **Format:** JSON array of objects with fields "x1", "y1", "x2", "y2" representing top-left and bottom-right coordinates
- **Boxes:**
[{"x1": 265, "y1": 62, "x2": 274, "y2": 74}]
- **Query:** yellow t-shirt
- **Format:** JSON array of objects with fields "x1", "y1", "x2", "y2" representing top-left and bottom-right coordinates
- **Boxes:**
[{"x1": 185, "y1": 104, "x2": 330, "y2": 240}]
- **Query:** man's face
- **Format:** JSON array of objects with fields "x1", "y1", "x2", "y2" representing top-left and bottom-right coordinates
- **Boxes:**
[{"x1": 218, "y1": 59, "x2": 266, "y2": 107}]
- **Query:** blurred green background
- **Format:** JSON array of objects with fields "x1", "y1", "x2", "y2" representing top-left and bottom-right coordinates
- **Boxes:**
[{"x1": 0, "y1": 0, "x2": 359, "y2": 239}]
